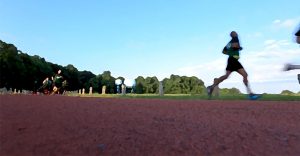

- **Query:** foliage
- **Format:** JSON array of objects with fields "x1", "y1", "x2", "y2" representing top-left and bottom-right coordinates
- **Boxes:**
[
  {"x1": 220, "y1": 87, "x2": 241, "y2": 95},
  {"x1": 79, "y1": 70, "x2": 96, "y2": 90},
  {"x1": 135, "y1": 76, "x2": 146, "y2": 94},
  {"x1": 100, "y1": 71, "x2": 116, "y2": 94},
  {"x1": 126, "y1": 75, "x2": 205, "y2": 94},
  {"x1": 0, "y1": 40, "x2": 96, "y2": 91},
  {"x1": 163, "y1": 75, "x2": 205, "y2": 94},
  {"x1": 89, "y1": 75, "x2": 102, "y2": 93},
  {"x1": 280, "y1": 90, "x2": 295, "y2": 95}
]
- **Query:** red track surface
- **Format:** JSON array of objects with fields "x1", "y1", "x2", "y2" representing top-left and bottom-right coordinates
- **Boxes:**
[{"x1": 1, "y1": 95, "x2": 300, "y2": 156}]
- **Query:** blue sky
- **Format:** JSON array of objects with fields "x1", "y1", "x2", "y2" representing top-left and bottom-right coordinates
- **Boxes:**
[{"x1": 1, "y1": 0, "x2": 300, "y2": 93}]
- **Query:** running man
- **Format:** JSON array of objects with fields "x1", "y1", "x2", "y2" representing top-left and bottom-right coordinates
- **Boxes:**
[
  {"x1": 38, "y1": 77, "x2": 52, "y2": 94},
  {"x1": 283, "y1": 26, "x2": 300, "y2": 84},
  {"x1": 52, "y1": 70, "x2": 64, "y2": 94},
  {"x1": 284, "y1": 27, "x2": 300, "y2": 71},
  {"x1": 206, "y1": 31, "x2": 259, "y2": 100}
]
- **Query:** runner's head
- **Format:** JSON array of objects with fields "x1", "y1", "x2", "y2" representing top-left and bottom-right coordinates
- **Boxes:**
[
  {"x1": 58, "y1": 70, "x2": 61, "y2": 74},
  {"x1": 230, "y1": 31, "x2": 238, "y2": 38}
]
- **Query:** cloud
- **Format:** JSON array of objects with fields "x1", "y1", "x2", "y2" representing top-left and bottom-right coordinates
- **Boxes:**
[
  {"x1": 177, "y1": 57, "x2": 227, "y2": 85},
  {"x1": 253, "y1": 40, "x2": 298, "y2": 61},
  {"x1": 246, "y1": 32, "x2": 263, "y2": 39},
  {"x1": 243, "y1": 39, "x2": 300, "y2": 85},
  {"x1": 273, "y1": 19, "x2": 281, "y2": 24},
  {"x1": 271, "y1": 17, "x2": 300, "y2": 30}
]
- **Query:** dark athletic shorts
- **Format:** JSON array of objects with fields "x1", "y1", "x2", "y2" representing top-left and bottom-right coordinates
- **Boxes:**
[{"x1": 226, "y1": 56, "x2": 244, "y2": 72}]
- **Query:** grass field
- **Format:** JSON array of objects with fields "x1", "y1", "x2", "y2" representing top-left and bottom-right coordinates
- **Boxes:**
[{"x1": 68, "y1": 93, "x2": 300, "y2": 101}]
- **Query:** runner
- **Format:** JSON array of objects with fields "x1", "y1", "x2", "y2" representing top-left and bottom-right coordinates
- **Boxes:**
[
  {"x1": 38, "y1": 77, "x2": 52, "y2": 94},
  {"x1": 283, "y1": 26, "x2": 300, "y2": 84},
  {"x1": 284, "y1": 27, "x2": 300, "y2": 70},
  {"x1": 206, "y1": 31, "x2": 259, "y2": 100},
  {"x1": 52, "y1": 70, "x2": 64, "y2": 94}
]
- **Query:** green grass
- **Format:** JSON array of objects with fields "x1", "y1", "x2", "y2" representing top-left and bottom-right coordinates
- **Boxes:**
[{"x1": 68, "y1": 93, "x2": 300, "y2": 101}]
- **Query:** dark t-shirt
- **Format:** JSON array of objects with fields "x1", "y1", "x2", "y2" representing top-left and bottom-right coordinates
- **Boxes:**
[
  {"x1": 225, "y1": 37, "x2": 240, "y2": 59},
  {"x1": 54, "y1": 74, "x2": 63, "y2": 87},
  {"x1": 231, "y1": 37, "x2": 239, "y2": 43}
]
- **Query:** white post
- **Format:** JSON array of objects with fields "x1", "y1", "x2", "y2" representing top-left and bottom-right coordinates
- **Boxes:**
[
  {"x1": 121, "y1": 84, "x2": 126, "y2": 95},
  {"x1": 159, "y1": 81, "x2": 164, "y2": 96},
  {"x1": 89, "y1": 87, "x2": 93, "y2": 95},
  {"x1": 102, "y1": 86, "x2": 106, "y2": 95}
]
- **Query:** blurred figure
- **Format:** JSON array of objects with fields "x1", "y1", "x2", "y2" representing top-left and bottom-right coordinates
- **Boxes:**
[
  {"x1": 207, "y1": 31, "x2": 259, "y2": 100},
  {"x1": 38, "y1": 77, "x2": 52, "y2": 94},
  {"x1": 284, "y1": 27, "x2": 300, "y2": 71},
  {"x1": 284, "y1": 64, "x2": 300, "y2": 71},
  {"x1": 283, "y1": 26, "x2": 300, "y2": 84},
  {"x1": 52, "y1": 70, "x2": 64, "y2": 94},
  {"x1": 296, "y1": 27, "x2": 300, "y2": 44},
  {"x1": 61, "y1": 80, "x2": 68, "y2": 94}
]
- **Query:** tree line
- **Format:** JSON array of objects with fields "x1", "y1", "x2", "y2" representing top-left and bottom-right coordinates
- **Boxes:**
[{"x1": 0, "y1": 39, "x2": 242, "y2": 94}]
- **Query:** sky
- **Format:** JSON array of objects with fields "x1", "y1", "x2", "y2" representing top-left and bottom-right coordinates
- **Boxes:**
[{"x1": 0, "y1": 0, "x2": 300, "y2": 94}]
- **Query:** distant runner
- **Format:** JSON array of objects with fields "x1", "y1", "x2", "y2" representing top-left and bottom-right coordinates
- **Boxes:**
[
  {"x1": 38, "y1": 77, "x2": 52, "y2": 94},
  {"x1": 52, "y1": 70, "x2": 64, "y2": 94}
]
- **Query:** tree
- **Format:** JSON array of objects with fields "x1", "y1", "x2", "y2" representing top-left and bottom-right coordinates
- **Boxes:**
[
  {"x1": 0, "y1": 41, "x2": 26, "y2": 90},
  {"x1": 30, "y1": 55, "x2": 53, "y2": 89},
  {"x1": 280, "y1": 90, "x2": 294, "y2": 95},
  {"x1": 162, "y1": 75, "x2": 205, "y2": 94},
  {"x1": 89, "y1": 75, "x2": 102, "y2": 93},
  {"x1": 135, "y1": 76, "x2": 146, "y2": 94},
  {"x1": 0, "y1": 40, "x2": 100, "y2": 92},
  {"x1": 100, "y1": 71, "x2": 115, "y2": 93},
  {"x1": 163, "y1": 75, "x2": 182, "y2": 94},
  {"x1": 187, "y1": 76, "x2": 205, "y2": 94},
  {"x1": 220, "y1": 88, "x2": 241, "y2": 95},
  {"x1": 144, "y1": 76, "x2": 159, "y2": 93},
  {"x1": 63, "y1": 64, "x2": 80, "y2": 91},
  {"x1": 79, "y1": 71, "x2": 96, "y2": 91}
]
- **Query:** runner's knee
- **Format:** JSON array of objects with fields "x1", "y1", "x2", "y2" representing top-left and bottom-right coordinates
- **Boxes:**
[{"x1": 242, "y1": 72, "x2": 248, "y2": 79}]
